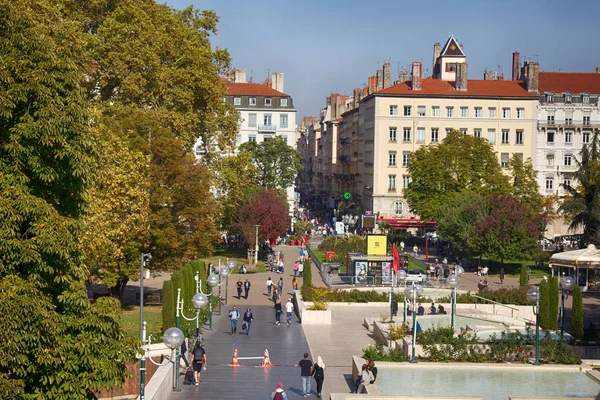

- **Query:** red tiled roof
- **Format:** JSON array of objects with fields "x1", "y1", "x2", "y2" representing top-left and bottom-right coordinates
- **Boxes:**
[
  {"x1": 538, "y1": 72, "x2": 600, "y2": 94},
  {"x1": 227, "y1": 82, "x2": 288, "y2": 97},
  {"x1": 377, "y1": 78, "x2": 538, "y2": 98}
]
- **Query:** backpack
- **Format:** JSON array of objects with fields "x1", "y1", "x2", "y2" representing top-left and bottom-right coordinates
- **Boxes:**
[
  {"x1": 193, "y1": 347, "x2": 205, "y2": 362},
  {"x1": 273, "y1": 391, "x2": 284, "y2": 400}
]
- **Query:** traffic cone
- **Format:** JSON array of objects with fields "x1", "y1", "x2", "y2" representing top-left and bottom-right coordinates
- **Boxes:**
[
  {"x1": 231, "y1": 348, "x2": 241, "y2": 367},
  {"x1": 262, "y1": 349, "x2": 273, "y2": 367}
]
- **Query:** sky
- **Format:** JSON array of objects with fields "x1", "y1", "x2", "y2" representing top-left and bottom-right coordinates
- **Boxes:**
[{"x1": 165, "y1": 0, "x2": 600, "y2": 119}]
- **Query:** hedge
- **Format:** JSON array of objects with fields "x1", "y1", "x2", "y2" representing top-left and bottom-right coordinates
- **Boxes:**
[
  {"x1": 539, "y1": 279, "x2": 550, "y2": 329},
  {"x1": 548, "y1": 276, "x2": 559, "y2": 330},
  {"x1": 161, "y1": 280, "x2": 175, "y2": 332},
  {"x1": 572, "y1": 286, "x2": 584, "y2": 340}
]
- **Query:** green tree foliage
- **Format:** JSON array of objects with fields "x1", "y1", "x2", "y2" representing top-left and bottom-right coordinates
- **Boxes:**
[
  {"x1": 560, "y1": 133, "x2": 600, "y2": 246},
  {"x1": 539, "y1": 279, "x2": 550, "y2": 329},
  {"x1": 294, "y1": 220, "x2": 313, "y2": 235},
  {"x1": 571, "y1": 285, "x2": 584, "y2": 340},
  {"x1": 161, "y1": 280, "x2": 175, "y2": 333},
  {"x1": 236, "y1": 188, "x2": 290, "y2": 245},
  {"x1": 508, "y1": 154, "x2": 544, "y2": 213},
  {"x1": 404, "y1": 131, "x2": 510, "y2": 220},
  {"x1": 520, "y1": 266, "x2": 528, "y2": 287},
  {"x1": 303, "y1": 259, "x2": 312, "y2": 288},
  {"x1": 239, "y1": 136, "x2": 303, "y2": 191},
  {"x1": 548, "y1": 276, "x2": 559, "y2": 330},
  {"x1": 436, "y1": 192, "x2": 488, "y2": 254},
  {"x1": 0, "y1": 2, "x2": 137, "y2": 396}
]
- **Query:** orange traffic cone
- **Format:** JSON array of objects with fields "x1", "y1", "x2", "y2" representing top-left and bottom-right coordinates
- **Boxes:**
[
  {"x1": 231, "y1": 348, "x2": 241, "y2": 367},
  {"x1": 262, "y1": 349, "x2": 273, "y2": 367}
]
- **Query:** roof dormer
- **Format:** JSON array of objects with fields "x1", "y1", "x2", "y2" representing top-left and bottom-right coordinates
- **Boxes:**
[{"x1": 434, "y1": 35, "x2": 467, "y2": 81}]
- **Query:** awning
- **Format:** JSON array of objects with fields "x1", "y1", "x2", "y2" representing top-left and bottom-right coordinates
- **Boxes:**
[{"x1": 550, "y1": 244, "x2": 600, "y2": 268}]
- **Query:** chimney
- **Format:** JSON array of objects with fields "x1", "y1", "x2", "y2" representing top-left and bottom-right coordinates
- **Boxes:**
[
  {"x1": 596, "y1": 66, "x2": 600, "y2": 73},
  {"x1": 526, "y1": 62, "x2": 539, "y2": 92},
  {"x1": 433, "y1": 42, "x2": 441, "y2": 77},
  {"x1": 271, "y1": 72, "x2": 284, "y2": 92},
  {"x1": 233, "y1": 69, "x2": 247, "y2": 83},
  {"x1": 455, "y1": 63, "x2": 468, "y2": 91},
  {"x1": 498, "y1": 74, "x2": 504, "y2": 81},
  {"x1": 368, "y1": 75, "x2": 377, "y2": 94},
  {"x1": 411, "y1": 61, "x2": 422, "y2": 91},
  {"x1": 383, "y1": 62, "x2": 392, "y2": 89},
  {"x1": 512, "y1": 52, "x2": 520, "y2": 81},
  {"x1": 399, "y1": 70, "x2": 409, "y2": 82},
  {"x1": 353, "y1": 88, "x2": 360, "y2": 108},
  {"x1": 521, "y1": 63, "x2": 529, "y2": 81},
  {"x1": 376, "y1": 69, "x2": 384, "y2": 91},
  {"x1": 459, "y1": 44, "x2": 465, "y2": 53},
  {"x1": 483, "y1": 70, "x2": 493, "y2": 80}
]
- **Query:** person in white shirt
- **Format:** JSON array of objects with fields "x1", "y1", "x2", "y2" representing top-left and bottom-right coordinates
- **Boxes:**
[
  {"x1": 267, "y1": 277, "x2": 273, "y2": 295},
  {"x1": 285, "y1": 299, "x2": 294, "y2": 325}
]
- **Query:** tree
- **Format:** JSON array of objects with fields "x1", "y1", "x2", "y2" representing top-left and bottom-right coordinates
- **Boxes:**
[
  {"x1": 571, "y1": 285, "x2": 584, "y2": 340},
  {"x1": 548, "y1": 276, "x2": 559, "y2": 330},
  {"x1": 239, "y1": 136, "x2": 303, "y2": 191},
  {"x1": 436, "y1": 192, "x2": 488, "y2": 255},
  {"x1": 472, "y1": 194, "x2": 545, "y2": 263},
  {"x1": 560, "y1": 133, "x2": 600, "y2": 246},
  {"x1": 520, "y1": 266, "x2": 528, "y2": 287},
  {"x1": 539, "y1": 279, "x2": 550, "y2": 329},
  {"x1": 508, "y1": 154, "x2": 544, "y2": 213},
  {"x1": 404, "y1": 131, "x2": 510, "y2": 220},
  {"x1": 236, "y1": 189, "x2": 290, "y2": 246}
]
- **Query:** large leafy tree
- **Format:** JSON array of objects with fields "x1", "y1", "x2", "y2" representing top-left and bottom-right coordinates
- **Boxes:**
[
  {"x1": 508, "y1": 154, "x2": 544, "y2": 213},
  {"x1": 404, "y1": 131, "x2": 510, "y2": 220},
  {"x1": 560, "y1": 132, "x2": 600, "y2": 246},
  {"x1": 0, "y1": 1, "x2": 136, "y2": 396},
  {"x1": 239, "y1": 136, "x2": 303, "y2": 190},
  {"x1": 236, "y1": 188, "x2": 290, "y2": 246}
]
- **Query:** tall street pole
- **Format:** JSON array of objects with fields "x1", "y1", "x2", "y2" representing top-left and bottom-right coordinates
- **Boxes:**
[{"x1": 255, "y1": 224, "x2": 260, "y2": 265}]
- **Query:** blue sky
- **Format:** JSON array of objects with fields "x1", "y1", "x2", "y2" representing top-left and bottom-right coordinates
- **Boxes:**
[{"x1": 165, "y1": 0, "x2": 600, "y2": 119}]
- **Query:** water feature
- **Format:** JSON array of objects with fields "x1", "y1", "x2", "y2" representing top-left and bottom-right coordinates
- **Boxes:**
[{"x1": 376, "y1": 364, "x2": 599, "y2": 399}]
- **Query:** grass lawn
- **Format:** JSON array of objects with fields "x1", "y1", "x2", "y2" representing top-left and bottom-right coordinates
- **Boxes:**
[
  {"x1": 121, "y1": 304, "x2": 162, "y2": 338},
  {"x1": 311, "y1": 250, "x2": 327, "y2": 263},
  {"x1": 479, "y1": 258, "x2": 548, "y2": 279},
  {"x1": 203, "y1": 247, "x2": 268, "y2": 273}
]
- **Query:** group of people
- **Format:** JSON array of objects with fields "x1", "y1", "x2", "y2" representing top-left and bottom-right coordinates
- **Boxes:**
[
  {"x1": 406, "y1": 302, "x2": 446, "y2": 316},
  {"x1": 268, "y1": 353, "x2": 325, "y2": 399},
  {"x1": 236, "y1": 278, "x2": 252, "y2": 299},
  {"x1": 354, "y1": 358, "x2": 377, "y2": 393},
  {"x1": 227, "y1": 306, "x2": 254, "y2": 336}
]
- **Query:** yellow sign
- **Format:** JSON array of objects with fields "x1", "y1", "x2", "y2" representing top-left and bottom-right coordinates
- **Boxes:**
[{"x1": 367, "y1": 235, "x2": 387, "y2": 256}]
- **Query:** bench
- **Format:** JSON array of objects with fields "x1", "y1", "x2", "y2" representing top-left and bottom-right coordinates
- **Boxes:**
[{"x1": 136, "y1": 292, "x2": 162, "y2": 304}]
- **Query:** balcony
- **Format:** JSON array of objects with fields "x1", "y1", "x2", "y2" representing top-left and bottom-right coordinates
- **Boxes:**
[
  {"x1": 538, "y1": 120, "x2": 599, "y2": 129},
  {"x1": 259, "y1": 124, "x2": 277, "y2": 132}
]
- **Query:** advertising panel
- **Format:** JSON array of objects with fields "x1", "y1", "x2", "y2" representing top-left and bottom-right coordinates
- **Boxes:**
[{"x1": 367, "y1": 234, "x2": 387, "y2": 256}]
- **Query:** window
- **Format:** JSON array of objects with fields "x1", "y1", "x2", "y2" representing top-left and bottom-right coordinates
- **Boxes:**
[
  {"x1": 516, "y1": 108, "x2": 524, "y2": 119},
  {"x1": 248, "y1": 113, "x2": 257, "y2": 127},
  {"x1": 264, "y1": 114, "x2": 272, "y2": 126},
  {"x1": 416, "y1": 128, "x2": 425, "y2": 143},
  {"x1": 446, "y1": 63, "x2": 457, "y2": 72},
  {"x1": 474, "y1": 129, "x2": 482, "y2": 138},
  {"x1": 280, "y1": 98, "x2": 288, "y2": 106},
  {"x1": 547, "y1": 131, "x2": 554, "y2": 143},
  {"x1": 446, "y1": 107, "x2": 454, "y2": 118},
  {"x1": 390, "y1": 105, "x2": 398, "y2": 116},
  {"x1": 460, "y1": 128, "x2": 467, "y2": 134},
  {"x1": 265, "y1": 98, "x2": 272, "y2": 106},
  {"x1": 501, "y1": 130, "x2": 509, "y2": 144},
  {"x1": 282, "y1": 135, "x2": 288, "y2": 144},
  {"x1": 404, "y1": 106, "x2": 412, "y2": 116},
  {"x1": 431, "y1": 106, "x2": 440, "y2": 117},
  {"x1": 515, "y1": 130, "x2": 523, "y2": 145},
  {"x1": 389, "y1": 127, "x2": 397, "y2": 142},
  {"x1": 233, "y1": 97, "x2": 241, "y2": 105},
  {"x1": 460, "y1": 107, "x2": 468, "y2": 118},
  {"x1": 402, "y1": 152, "x2": 410, "y2": 167},
  {"x1": 388, "y1": 151, "x2": 397, "y2": 166},
  {"x1": 280, "y1": 114, "x2": 288, "y2": 128},
  {"x1": 248, "y1": 135, "x2": 256, "y2": 142},
  {"x1": 474, "y1": 107, "x2": 482, "y2": 118},
  {"x1": 431, "y1": 128, "x2": 439, "y2": 143},
  {"x1": 403, "y1": 127, "x2": 411, "y2": 142},
  {"x1": 446, "y1": 128, "x2": 453, "y2": 136},
  {"x1": 488, "y1": 108, "x2": 496, "y2": 118},
  {"x1": 222, "y1": 97, "x2": 226, "y2": 103},
  {"x1": 502, "y1": 108, "x2": 510, "y2": 119},
  {"x1": 547, "y1": 115, "x2": 555, "y2": 124},
  {"x1": 564, "y1": 154, "x2": 572, "y2": 166},
  {"x1": 487, "y1": 129, "x2": 496, "y2": 144},
  {"x1": 565, "y1": 118, "x2": 573, "y2": 125},
  {"x1": 393, "y1": 200, "x2": 403, "y2": 215},
  {"x1": 501, "y1": 153, "x2": 509, "y2": 168},
  {"x1": 417, "y1": 106, "x2": 426, "y2": 116},
  {"x1": 584, "y1": 116, "x2": 591, "y2": 125},
  {"x1": 546, "y1": 93, "x2": 554, "y2": 103},
  {"x1": 564, "y1": 178, "x2": 572, "y2": 188},
  {"x1": 546, "y1": 153, "x2": 554, "y2": 166},
  {"x1": 402, "y1": 175, "x2": 410, "y2": 188},
  {"x1": 263, "y1": 136, "x2": 272, "y2": 142},
  {"x1": 583, "y1": 131, "x2": 591, "y2": 143},
  {"x1": 583, "y1": 93, "x2": 590, "y2": 103},
  {"x1": 249, "y1": 97, "x2": 256, "y2": 106},
  {"x1": 565, "y1": 93, "x2": 572, "y2": 103},
  {"x1": 195, "y1": 144, "x2": 206, "y2": 156},
  {"x1": 545, "y1": 177, "x2": 554, "y2": 190},
  {"x1": 565, "y1": 131, "x2": 573, "y2": 144},
  {"x1": 388, "y1": 175, "x2": 396, "y2": 191}
]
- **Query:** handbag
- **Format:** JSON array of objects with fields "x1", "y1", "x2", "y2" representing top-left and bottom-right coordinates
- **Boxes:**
[{"x1": 242, "y1": 322, "x2": 247, "y2": 330}]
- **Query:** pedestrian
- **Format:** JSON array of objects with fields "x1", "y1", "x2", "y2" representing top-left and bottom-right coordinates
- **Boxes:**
[
  {"x1": 417, "y1": 303, "x2": 424, "y2": 315},
  {"x1": 478, "y1": 280, "x2": 485, "y2": 294},
  {"x1": 267, "y1": 276, "x2": 273, "y2": 295},
  {"x1": 228, "y1": 305, "x2": 240, "y2": 335},
  {"x1": 499, "y1": 267, "x2": 505, "y2": 284},
  {"x1": 292, "y1": 276, "x2": 299, "y2": 291},
  {"x1": 400, "y1": 241, "x2": 405, "y2": 253},
  {"x1": 278, "y1": 277, "x2": 284, "y2": 294},
  {"x1": 527, "y1": 266, "x2": 531, "y2": 282},
  {"x1": 272, "y1": 287, "x2": 280, "y2": 303},
  {"x1": 274, "y1": 295, "x2": 282, "y2": 325},
  {"x1": 270, "y1": 382, "x2": 288, "y2": 400},
  {"x1": 179, "y1": 338, "x2": 190, "y2": 369},
  {"x1": 293, "y1": 261, "x2": 299, "y2": 277},
  {"x1": 236, "y1": 278, "x2": 243, "y2": 299},
  {"x1": 413, "y1": 245, "x2": 418, "y2": 257},
  {"x1": 298, "y1": 352, "x2": 313, "y2": 397},
  {"x1": 190, "y1": 341, "x2": 206, "y2": 387},
  {"x1": 242, "y1": 308, "x2": 253, "y2": 335},
  {"x1": 392, "y1": 296, "x2": 398, "y2": 317},
  {"x1": 312, "y1": 356, "x2": 325, "y2": 398},
  {"x1": 367, "y1": 359, "x2": 378, "y2": 384},
  {"x1": 355, "y1": 363, "x2": 373, "y2": 393},
  {"x1": 244, "y1": 279, "x2": 251, "y2": 299},
  {"x1": 299, "y1": 261, "x2": 304, "y2": 277},
  {"x1": 429, "y1": 302, "x2": 437, "y2": 315},
  {"x1": 285, "y1": 298, "x2": 294, "y2": 325}
]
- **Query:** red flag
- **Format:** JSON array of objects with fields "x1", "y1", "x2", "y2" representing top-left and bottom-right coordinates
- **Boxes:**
[{"x1": 392, "y1": 245, "x2": 400, "y2": 273}]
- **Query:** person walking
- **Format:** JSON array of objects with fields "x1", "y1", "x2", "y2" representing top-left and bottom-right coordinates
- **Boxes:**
[
  {"x1": 312, "y1": 356, "x2": 325, "y2": 398},
  {"x1": 228, "y1": 305, "x2": 240, "y2": 335},
  {"x1": 527, "y1": 266, "x2": 531, "y2": 282},
  {"x1": 278, "y1": 277, "x2": 284, "y2": 295},
  {"x1": 267, "y1": 277, "x2": 273, "y2": 295},
  {"x1": 270, "y1": 382, "x2": 288, "y2": 400},
  {"x1": 179, "y1": 338, "x2": 190, "y2": 369},
  {"x1": 285, "y1": 298, "x2": 294, "y2": 325},
  {"x1": 236, "y1": 278, "x2": 243, "y2": 299},
  {"x1": 190, "y1": 341, "x2": 206, "y2": 387},
  {"x1": 299, "y1": 260, "x2": 304, "y2": 278},
  {"x1": 292, "y1": 277, "x2": 299, "y2": 291},
  {"x1": 293, "y1": 261, "x2": 299, "y2": 277},
  {"x1": 242, "y1": 308, "x2": 253, "y2": 335},
  {"x1": 244, "y1": 279, "x2": 251, "y2": 299},
  {"x1": 298, "y1": 353, "x2": 313, "y2": 397},
  {"x1": 274, "y1": 296, "x2": 282, "y2": 325},
  {"x1": 499, "y1": 267, "x2": 505, "y2": 284}
]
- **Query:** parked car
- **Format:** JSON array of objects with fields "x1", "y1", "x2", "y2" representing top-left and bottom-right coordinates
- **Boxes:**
[{"x1": 404, "y1": 269, "x2": 426, "y2": 283}]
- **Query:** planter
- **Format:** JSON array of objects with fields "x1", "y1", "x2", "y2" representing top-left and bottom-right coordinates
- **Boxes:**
[{"x1": 294, "y1": 290, "x2": 331, "y2": 325}]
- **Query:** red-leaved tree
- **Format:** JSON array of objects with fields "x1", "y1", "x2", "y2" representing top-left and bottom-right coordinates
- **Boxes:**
[{"x1": 236, "y1": 188, "x2": 290, "y2": 246}]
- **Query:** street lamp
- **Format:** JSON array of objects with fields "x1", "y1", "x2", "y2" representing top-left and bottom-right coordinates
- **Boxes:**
[
  {"x1": 140, "y1": 324, "x2": 184, "y2": 399},
  {"x1": 220, "y1": 266, "x2": 229, "y2": 310},
  {"x1": 404, "y1": 283, "x2": 424, "y2": 363},
  {"x1": 560, "y1": 273, "x2": 575, "y2": 340},
  {"x1": 447, "y1": 265, "x2": 464, "y2": 329},
  {"x1": 207, "y1": 274, "x2": 219, "y2": 330},
  {"x1": 397, "y1": 269, "x2": 407, "y2": 324},
  {"x1": 139, "y1": 252, "x2": 152, "y2": 400},
  {"x1": 254, "y1": 225, "x2": 261, "y2": 265},
  {"x1": 526, "y1": 286, "x2": 541, "y2": 366}
]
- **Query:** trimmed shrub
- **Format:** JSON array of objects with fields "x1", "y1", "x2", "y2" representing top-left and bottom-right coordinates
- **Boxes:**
[
  {"x1": 572, "y1": 285, "x2": 584, "y2": 340},
  {"x1": 161, "y1": 280, "x2": 175, "y2": 332},
  {"x1": 548, "y1": 276, "x2": 559, "y2": 330},
  {"x1": 303, "y1": 259, "x2": 312, "y2": 287},
  {"x1": 455, "y1": 287, "x2": 529, "y2": 305},
  {"x1": 519, "y1": 265, "x2": 528, "y2": 287},
  {"x1": 539, "y1": 279, "x2": 550, "y2": 329}
]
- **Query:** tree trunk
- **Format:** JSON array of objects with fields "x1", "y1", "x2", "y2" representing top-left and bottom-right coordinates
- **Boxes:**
[{"x1": 109, "y1": 277, "x2": 129, "y2": 301}]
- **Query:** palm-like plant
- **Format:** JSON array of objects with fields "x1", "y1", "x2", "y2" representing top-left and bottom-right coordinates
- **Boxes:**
[{"x1": 559, "y1": 132, "x2": 600, "y2": 246}]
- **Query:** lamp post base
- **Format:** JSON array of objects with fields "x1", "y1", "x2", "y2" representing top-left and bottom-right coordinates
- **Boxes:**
[{"x1": 409, "y1": 358, "x2": 418, "y2": 364}]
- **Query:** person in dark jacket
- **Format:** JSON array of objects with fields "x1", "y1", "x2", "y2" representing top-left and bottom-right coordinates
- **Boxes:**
[
  {"x1": 242, "y1": 308, "x2": 253, "y2": 335},
  {"x1": 312, "y1": 356, "x2": 325, "y2": 398}
]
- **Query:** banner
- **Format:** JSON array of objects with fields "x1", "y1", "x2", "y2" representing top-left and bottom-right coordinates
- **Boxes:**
[
  {"x1": 392, "y1": 246, "x2": 400, "y2": 273},
  {"x1": 367, "y1": 234, "x2": 387, "y2": 256}
]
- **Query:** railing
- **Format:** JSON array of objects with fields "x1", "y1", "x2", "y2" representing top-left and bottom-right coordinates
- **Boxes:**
[
  {"x1": 258, "y1": 124, "x2": 277, "y2": 132},
  {"x1": 306, "y1": 244, "x2": 332, "y2": 288},
  {"x1": 469, "y1": 294, "x2": 520, "y2": 319},
  {"x1": 538, "y1": 120, "x2": 600, "y2": 128}
]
